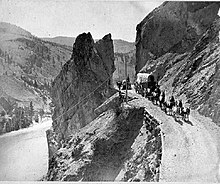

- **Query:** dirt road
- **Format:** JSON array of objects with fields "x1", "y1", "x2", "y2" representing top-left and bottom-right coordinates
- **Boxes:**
[{"x1": 129, "y1": 91, "x2": 220, "y2": 182}]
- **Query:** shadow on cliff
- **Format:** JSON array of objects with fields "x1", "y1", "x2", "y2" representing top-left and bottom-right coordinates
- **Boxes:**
[
  {"x1": 82, "y1": 104, "x2": 145, "y2": 181},
  {"x1": 46, "y1": 93, "x2": 145, "y2": 181}
]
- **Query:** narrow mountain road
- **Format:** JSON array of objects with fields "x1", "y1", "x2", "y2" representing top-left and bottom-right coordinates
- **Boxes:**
[
  {"x1": 0, "y1": 118, "x2": 52, "y2": 181},
  {"x1": 128, "y1": 91, "x2": 220, "y2": 182}
]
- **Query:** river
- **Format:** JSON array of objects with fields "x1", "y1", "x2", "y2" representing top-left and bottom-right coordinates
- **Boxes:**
[{"x1": 0, "y1": 118, "x2": 52, "y2": 181}]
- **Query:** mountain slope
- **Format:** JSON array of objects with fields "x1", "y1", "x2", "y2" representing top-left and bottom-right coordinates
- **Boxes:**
[
  {"x1": 0, "y1": 22, "x2": 72, "y2": 111},
  {"x1": 42, "y1": 37, "x2": 135, "y2": 54},
  {"x1": 42, "y1": 36, "x2": 75, "y2": 48},
  {"x1": 135, "y1": 2, "x2": 220, "y2": 126},
  {"x1": 135, "y1": 1, "x2": 220, "y2": 72},
  {"x1": 159, "y1": 19, "x2": 220, "y2": 125},
  {"x1": 113, "y1": 39, "x2": 135, "y2": 53}
]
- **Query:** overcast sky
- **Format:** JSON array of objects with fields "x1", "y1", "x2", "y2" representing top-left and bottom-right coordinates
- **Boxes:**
[{"x1": 0, "y1": 0, "x2": 162, "y2": 42}]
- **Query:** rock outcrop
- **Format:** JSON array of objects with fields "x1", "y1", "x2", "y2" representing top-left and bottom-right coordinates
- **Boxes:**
[
  {"x1": 46, "y1": 93, "x2": 162, "y2": 181},
  {"x1": 48, "y1": 32, "x2": 116, "y2": 155},
  {"x1": 136, "y1": 1, "x2": 220, "y2": 72}
]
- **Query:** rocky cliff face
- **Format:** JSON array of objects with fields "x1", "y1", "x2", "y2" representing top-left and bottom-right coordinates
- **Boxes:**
[
  {"x1": 50, "y1": 32, "x2": 116, "y2": 143},
  {"x1": 135, "y1": 2, "x2": 220, "y2": 125},
  {"x1": 136, "y1": 1, "x2": 220, "y2": 72},
  {"x1": 160, "y1": 19, "x2": 220, "y2": 125}
]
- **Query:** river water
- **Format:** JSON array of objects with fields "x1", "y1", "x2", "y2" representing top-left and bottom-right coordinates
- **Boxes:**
[{"x1": 0, "y1": 118, "x2": 52, "y2": 181}]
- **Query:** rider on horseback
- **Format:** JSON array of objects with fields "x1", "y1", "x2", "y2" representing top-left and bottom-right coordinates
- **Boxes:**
[
  {"x1": 159, "y1": 91, "x2": 165, "y2": 108},
  {"x1": 116, "y1": 81, "x2": 122, "y2": 90},
  {"x1": 170, "y1": 96, "x2": 175, "y2": 107},
  {"x1": 156, "y1": 85, "x2": 161, "y2": 97},
  {"x1": 179, "y1": 100, "x2": 183, "y2": 109},
  {"x1": 162, "y1": 91, "x2": 165, "y2": 101},
  {"x1": 153, "y1": 85, "x2": 161, "y2": 105}
]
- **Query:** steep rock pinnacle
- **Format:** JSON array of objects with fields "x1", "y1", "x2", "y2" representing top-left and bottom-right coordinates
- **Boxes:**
[{"x1": 50, "y1": 32, "x2": 115, "y2": 142}]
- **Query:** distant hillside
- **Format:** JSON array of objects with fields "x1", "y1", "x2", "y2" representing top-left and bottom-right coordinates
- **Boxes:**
[
  {"x1": 113, "y1": 39, "x2": 135, "y2": 53},
  {"x1": 42, "y1": 37, "x2": 135, "y2": 54},
  {"x1": 42, "y1": 36, "x2": 76, "y2": 48},
  {"x1": 113, "y1": 50, "x2": 136, "y2": 83},
  {"x1": 0, "y1": 22, "x2": 72, "y2": 112}
]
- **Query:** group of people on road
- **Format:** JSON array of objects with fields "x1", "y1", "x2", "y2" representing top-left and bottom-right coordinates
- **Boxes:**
[
  {"x1": 117, "y1": 74, "x2": 190, "y2": 122},
  {"x1": 134, "y1": 75, "x2": 190, "y2": 122}
]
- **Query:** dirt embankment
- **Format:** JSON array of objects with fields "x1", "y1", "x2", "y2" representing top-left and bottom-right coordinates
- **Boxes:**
[{"x1": 46, "y1": 94, "x2": 162, "y2": 181}]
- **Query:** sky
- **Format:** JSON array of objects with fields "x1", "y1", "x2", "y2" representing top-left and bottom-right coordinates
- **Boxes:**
[{"x1": 0, "y1": 0, "x2": 162, "y2": 42}]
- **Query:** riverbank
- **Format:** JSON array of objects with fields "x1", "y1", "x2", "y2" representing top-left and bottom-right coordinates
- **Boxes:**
[{"x1": 0, "y1": 118, "x2": 52, "y2": 181}]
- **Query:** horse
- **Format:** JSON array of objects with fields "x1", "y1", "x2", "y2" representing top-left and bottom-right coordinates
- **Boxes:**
[
  {"x1": 143, "y1": 88, "x2": 147, "y2": 98},
  {"x1": 154, "y1": 88, "x2": 161, "y2": 105},
  {"x1": 121, "y1": 80, "x2": 127, "y2": 90},
  {"x1": 134, "y1": 82, "x2": 138, "y2": 93},
  {"x1": 116, "y1": 81, "x2": 122, "y2": 90},
  {"x1": 146, "y1": 88, "x2": 153, "y2": 101},
  {"x1": 139, "y1": 86, "x2": 144, "y2": 97},
  {"x1": 136, "y1": 83, "x2": 142, "y2": 94},
  {"x1": 164, "y1": 99, "x2": 175, "y2": 116},
  {"x1": 159, "y1": 92, "x2": 165, "y2": 110},
  {"x1": 152, "y1": 91, "x2": 160, "y2": 105},
  {"x1": 181, "y1": 107, "x2": 190, "y2": 121},
  {"x1": 178, "y1": 100, "x2": 183, "y2": 110},
  {"x1": 169, "y1": 96, "x2": 175, "y2": 107},
  {"x1": 164, "y1": 101, "x2": 171, "y2": 115},
  {"x1": 168, "y1": 96, "x2": 175, "y2": 113},
  {"x1": 119, "y1": 90, "x2": 124, "y2": 102},
  {"x1": 145, "y1": 88, "x2": 151, "y2": 98},
  {"x1": 173, "y1": 104, "x2": 182, "y2": 121}
]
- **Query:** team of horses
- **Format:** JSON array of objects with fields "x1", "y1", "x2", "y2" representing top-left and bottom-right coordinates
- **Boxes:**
[
  {"x1": 133, "y1": 81, "x2": 190, "y2": 122},
  {"x1": 116, "y1": 79, "x2": 132, "y2": 90}
]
